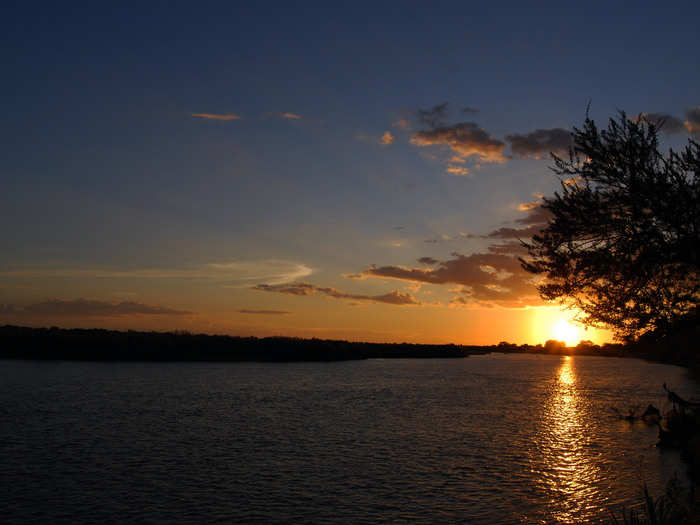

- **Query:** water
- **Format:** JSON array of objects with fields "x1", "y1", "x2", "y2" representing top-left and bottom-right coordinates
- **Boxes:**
[{"x1": 1, "y1": 353, "x2": 697, "y2": 524}]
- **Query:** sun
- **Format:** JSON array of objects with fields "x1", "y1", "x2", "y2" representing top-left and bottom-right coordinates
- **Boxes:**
[{"x1": 551, "y1": 319, "x2": 580, "y2": 347}]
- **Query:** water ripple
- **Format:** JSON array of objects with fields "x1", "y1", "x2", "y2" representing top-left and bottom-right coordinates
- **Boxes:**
[{"x1": 0, "y1": 355, "x2": 696, "y2": 524}]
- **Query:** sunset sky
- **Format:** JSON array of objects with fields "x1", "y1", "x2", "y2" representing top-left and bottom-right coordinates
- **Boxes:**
[{"x1": 2, "y1": 2, "x2": 699, "y2": 345}]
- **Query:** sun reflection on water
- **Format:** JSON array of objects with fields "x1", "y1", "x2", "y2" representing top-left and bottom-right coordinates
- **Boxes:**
[{"x1": 533, "y1": 356, "x2": 602, "y2": 523}]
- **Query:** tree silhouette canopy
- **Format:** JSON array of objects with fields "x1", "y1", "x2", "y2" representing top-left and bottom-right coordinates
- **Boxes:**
[{"x1": 522, "y1": 112, "x2": 699, "y2": 341}]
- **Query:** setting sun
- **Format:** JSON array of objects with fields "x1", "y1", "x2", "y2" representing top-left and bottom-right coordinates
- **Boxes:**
[
  {"x1": 552, "y1": 319, "x2": 581, "y2": 347},
  {"x1": 531, "y1": 307, "x2": 609, "y2": 347}
]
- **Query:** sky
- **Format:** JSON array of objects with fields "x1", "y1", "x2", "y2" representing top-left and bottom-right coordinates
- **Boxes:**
[{"x1": 1, "y1": 1, "x2": 699, "y2": 345}]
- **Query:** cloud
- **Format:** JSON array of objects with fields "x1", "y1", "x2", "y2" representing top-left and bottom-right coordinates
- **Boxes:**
[
  {"x1": 487, "y1": 241, "x2": 529, "y2": 256},
  {"x1": 1, "y1": 299, "x2": 191, "y2": 318},
  {"x1": 263, "y1": 112, "x2": 302, "y2": 120},
  {"x1": 446, "y1": 165, "x2": 470, "y2": 176},
  {"x1": 357, "y1": 253, "x2": 541, "y2": 307},
  {"x1": 418, "y1": 257, "x2": 438, "y2": 265},
  {"x1": 505, "y1": 128, "x2": 572, "y2": 159},
  {"x1": 0, "y1": 260, "x2": 312, "y2": 286},
  {"x1": 515, "y1": 204, "x2": 551, "y2": 226},
  {"x1": 380, "y1": 131, "x2": 396, "y2": 145},
  {"x1": 252, "y1": 282, "x2": 422, "y2": 306},
  {"x1": 392, "y1": 119, "x2": 410, "y2": 130},
  {"x1": 518, "y1": 200, "x2": 539, "y2": 211},
  {"x1": 485, "y1": 225, "x2": 541, "y2": 239},
  {"x1": 635, "y1": 113, "x2": 686, "y2": 134},
  {"x1": 417, "y1": 102, "x2": 449, "y2": 128},
  {"x1": 685, "y1": 106, "x2": 700, "y2": 136},
  {"x1": 191, "y1": 113, "x2": 241, "y2": 120},
  {"x1": 410, "y1": 122, "x2": 507, "y2": 164},
  {"x1": 207, "y1": 261, "x2": 312, "y2": 285},
  {"x1": 238, "y1": 309, "x2": 291, "y2": 315},
  {"x1": 461, "y1": 106, "x2": 479, "y2": 115},
  {"x1": 482, "y1": 204, "x2": 551, "y2": 240}
]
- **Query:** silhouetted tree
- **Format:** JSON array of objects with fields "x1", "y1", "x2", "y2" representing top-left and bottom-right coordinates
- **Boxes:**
[{"x1": 522, "y1": 112, "x2": 699, "y2": 341}]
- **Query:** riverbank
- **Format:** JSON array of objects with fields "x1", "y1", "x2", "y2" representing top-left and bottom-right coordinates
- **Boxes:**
[
  {"x1": 0, "y1": 325, "x2": 490, "y2": 361},
  {"x1": 0, "y1": 324, "x2": 688, "y2": 367}
]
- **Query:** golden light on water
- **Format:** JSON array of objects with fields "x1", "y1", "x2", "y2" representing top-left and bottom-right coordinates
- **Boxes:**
[
  {"x1": 534, "y1": 356, "x2": 601, "y2": 523},
  {"x1": 558, "y1": 356, "x2": 575, "y2": 385}
]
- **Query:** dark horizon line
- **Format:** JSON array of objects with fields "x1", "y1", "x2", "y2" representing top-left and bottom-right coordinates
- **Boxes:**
[{"x1": 0, "y1": 324, "x2": 625, "y2": 363}]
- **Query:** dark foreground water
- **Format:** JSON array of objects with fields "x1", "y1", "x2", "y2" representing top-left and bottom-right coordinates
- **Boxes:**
[{"x1": 1, "y1": 354, "x2": 698, "y2": 524}]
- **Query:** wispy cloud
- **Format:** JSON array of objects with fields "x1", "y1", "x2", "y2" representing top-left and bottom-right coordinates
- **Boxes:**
[
  {"x1": 0, "y1": 299, "x2": 192, "y2": 318},
  {"x1": 0, "y1": 260, "x2": 312, "y2": 286},
  {"x1": 191, "y1": 113, "x2": 241, "y2": 120},
  {"x1": 392, "y1": 118, "x2": 410, "y2": 130},
  {"x1": 263, "y1": 112, "x2": 302, "y2": 120},
  {"x1": 253, "y1": 282, "x2": 422, "y2": 306},
  {"x1": 238, "y1": 309, "x2": 291, "y2": 315}
]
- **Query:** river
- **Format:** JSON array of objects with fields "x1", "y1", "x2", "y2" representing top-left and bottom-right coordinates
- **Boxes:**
[{"x1": 1, "y1": 353, "x2": 696, "y2": 524}]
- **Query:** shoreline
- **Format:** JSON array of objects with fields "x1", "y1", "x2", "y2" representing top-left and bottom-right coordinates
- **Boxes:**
[{"x1": 1, "y1": 324, "x2": 631, "y2": 363}]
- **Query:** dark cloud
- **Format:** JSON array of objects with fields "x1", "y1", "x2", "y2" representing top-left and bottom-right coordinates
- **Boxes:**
[
  {"x1": 482, "y1": 204, "x2": 551, "y2": 240},
  {"x1": 487, "y1": 241, "x2": 529, "y2": 256},
  {"x1": 417, "y1": 102, "x2": 449, "y2": 128},
  {"x1": 514, "y1": 204, "x2": 552, "y2": 226},
  {"x1": 418, "y1": 257, "x2": 439, "y2": 265},
  {"x1": 252, "y1": 282, "x2": 421, "y2": 306},
  {"x1": 505, "y1": 128, "x2": 572, "y2": 159},
  {"x1": 410, "y1": 122, "x2": 507, "y2": 163},
  {"x1": 393, "y1": 226, "x2": 405, "y2": 230},
  {"x1": 358, "y1": 253, "x2": 541, "y2": 307},
  {"x1": 636, "y1": 113, "x2": 686, "y2": 134},
  {"x1": 238, "y1": 309, "x2": 290, "y2": 315},
  {"x1": 685, "y1": 106, "x2": 700, "y2": 136},
  {"x1": 461, "y1": 106, "x2": 479, "y2": 115},
  {"x1": 485, "y1": 226, "x2": 540, "y2": 239},
  {"x1": 1, "y1": 299, "x2": 192, "y2": 317}
]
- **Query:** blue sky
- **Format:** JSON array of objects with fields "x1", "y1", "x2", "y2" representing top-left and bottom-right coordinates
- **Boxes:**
[{"x1": 1, "y1": 2, "x2": 698, "y2": 343}]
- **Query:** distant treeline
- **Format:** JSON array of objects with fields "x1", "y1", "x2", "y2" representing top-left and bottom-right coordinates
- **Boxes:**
[
  {"x1": 0, "y1": 325, "x2": 490, "y2": 362},
  {"x1": 494, "y1": 339, "x2": 626, "y2": 357},
  {"x1": 2, "y1": 325, "x2": 692, "y2": 364}
]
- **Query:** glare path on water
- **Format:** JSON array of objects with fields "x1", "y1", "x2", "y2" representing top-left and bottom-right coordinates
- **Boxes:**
[{"x1": 533, "y1": 356, "x2": 603, "y2": 522}]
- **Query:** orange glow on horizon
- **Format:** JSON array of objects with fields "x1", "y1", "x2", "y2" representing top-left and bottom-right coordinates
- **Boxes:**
[{"x1": 531, "y1": 307, "x2": 610, "y2": 347}]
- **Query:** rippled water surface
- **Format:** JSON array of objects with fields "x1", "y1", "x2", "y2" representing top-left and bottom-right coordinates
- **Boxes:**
[{"x1": 2, "y1": 354, "x2": 698, "y2": 524}]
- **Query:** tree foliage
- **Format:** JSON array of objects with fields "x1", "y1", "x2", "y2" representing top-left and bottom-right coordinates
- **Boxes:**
[{"x1": 522, "y1": 112, "x2": 699, "y2": 341}]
